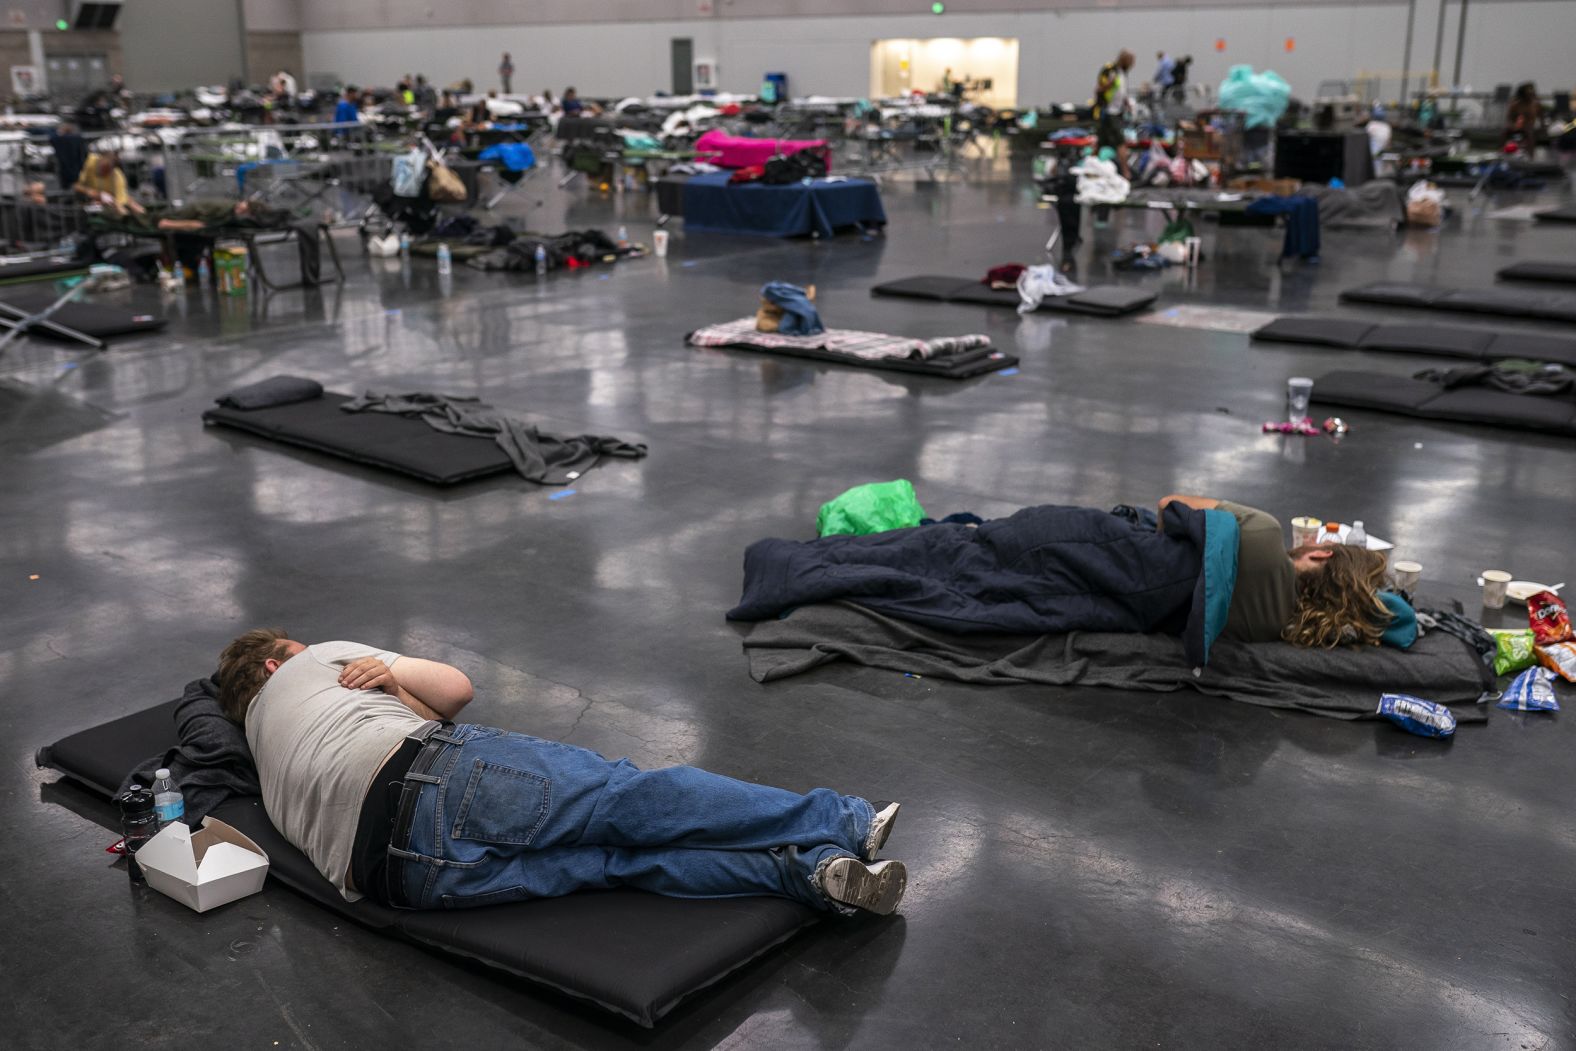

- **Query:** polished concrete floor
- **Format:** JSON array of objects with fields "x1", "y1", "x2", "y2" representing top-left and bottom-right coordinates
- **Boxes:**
[{"x1": 5, "y1": 161, "x2": 1574, "y2": 1050}]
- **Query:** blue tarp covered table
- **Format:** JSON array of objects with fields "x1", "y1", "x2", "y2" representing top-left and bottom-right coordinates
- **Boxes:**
[{"x1": 679, "y1": 173, "x2": 886, "y2": 238}]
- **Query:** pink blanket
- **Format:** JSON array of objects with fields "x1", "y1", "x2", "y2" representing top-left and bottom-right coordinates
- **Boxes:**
[{"x1": 694, "y1": 130, "x2": 830, "y2": 171}]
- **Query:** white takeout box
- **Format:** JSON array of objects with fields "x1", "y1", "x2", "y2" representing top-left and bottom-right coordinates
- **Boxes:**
[{"x1": 136, "y1": 816, "x2": 270, "y2": 913}]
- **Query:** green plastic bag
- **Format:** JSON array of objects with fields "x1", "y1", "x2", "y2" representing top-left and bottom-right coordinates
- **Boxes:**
[
  {"x1": 1158, "y1": 217, "x2": 1195, "y2": 243},
  {"x1": 817, "y1": 480, "x2": 927, "y2": 537}
]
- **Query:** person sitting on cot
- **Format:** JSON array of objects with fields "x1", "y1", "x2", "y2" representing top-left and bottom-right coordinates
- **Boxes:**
[
  {"x1": 214, "y1": 630, "x2": 908, "y2": 915},
  {"x1": 74, "y1": 151, "x2": 145, "y2": 219}
]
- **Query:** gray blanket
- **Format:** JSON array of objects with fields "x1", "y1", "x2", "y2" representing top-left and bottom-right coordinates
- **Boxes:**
[
  {"x1": 340, "y1": 390, "x2": 647, "y2": 485},
  {"x1": 1301, "y1": 182, "x2": 1404, "y2": 229},
  {"x1": 741, "y1": 601, "x2": 1493, "y2": 721}
]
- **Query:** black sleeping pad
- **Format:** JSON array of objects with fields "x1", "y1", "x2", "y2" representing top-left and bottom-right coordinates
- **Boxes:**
[
  {"x1": 36, "y1": 701, "x2": 820, "y2": 1027},
  {"x1": 1498, "y1": 261, "x2": 1576, "y2": 285},
  {"x1": 1253, "y1": 317, "x2": 1576, "y2": 367},
  {"x1": 871, "y1": 275, "x2": 1156, "y2": 316},
  {"x1": 202, "y1": 393, "x2": 515, "y2": 486},
  {"x1": 1534, "y1": 207, "x2": 1576, "y2": 224},
  {"x1": 1341, "y1": 282, "x2": 1576, "y2": 323},
  {"x1": 1311, "y1": 369, "x2": 1576, "y2": 435},
  {"x1": 1251, "y1": 316, "x2": 1376, "y2": 348}
]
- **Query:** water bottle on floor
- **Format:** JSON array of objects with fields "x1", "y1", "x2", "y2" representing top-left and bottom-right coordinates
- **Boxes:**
[
  {"x1": 1346, "y1": 520, "x2": 1368, "y2": 549},
  {"x1": 197, "y1": 257, "x2": 211, "y2": 289},
  {"x1": 436, "y1": 243, "x2": 452, "y2": 276},
  {"x1": 118, "y1": 785, "x2": 157, "y2": 884},
  {"x1": 617, "y1": 224, "x2": 628, "y2": 244},
  {"x1": 399, "y1": 231, "x2": 410, "y2": 258},
  {"x1": 151, "y1": 768, "x2": 185, "y2": 830},
  {"x1": 534, "y1": 243, "x2": 547, "y2": 276}
]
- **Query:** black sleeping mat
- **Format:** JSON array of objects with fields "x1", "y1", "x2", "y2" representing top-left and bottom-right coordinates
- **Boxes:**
[
  {"x1": 1498, "y1": 261, "x2": 1576, "y2": 286},
  {"x1": 1535, "y1": 207, "x2": 1576, "y2": 224},
  {"x1": 0, "y1": 252, "x2": 90, "y2": 284},
  {"x1": 203, "y1": 393, "x2": 516, "y2": 485},
  {"x1": 1, "y1": 292, "x2": 168, "y2": 338},
  {"x1": 36, "y1": 701, "x2": 819, "y2": 1027},
  {"x1": 1310, "y1": 369, "x2": 1576, "y2": 435},
  {"x1": 1340, "y1": 282, "x2": 1576, "y2": 323},
  {"x1": 871, "y1": 275, "x2": 1157, "y2": 316},
  {"x1": 1252, "y1": 315, "x2": 1576, "y2": 367}
]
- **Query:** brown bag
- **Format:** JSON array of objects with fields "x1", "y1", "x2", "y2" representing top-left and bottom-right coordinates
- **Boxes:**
[
  {"x1": 426, "y1": 159, "x2": 467, "y2": 202},
  {"x1": 755, "y1": 284, "x2": 815, "y2": 332}
]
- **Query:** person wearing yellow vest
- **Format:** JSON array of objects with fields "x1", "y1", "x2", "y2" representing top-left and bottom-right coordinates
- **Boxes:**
[{"x1": 1093, "y1": 49, "x2": 1135, "y2": 178}]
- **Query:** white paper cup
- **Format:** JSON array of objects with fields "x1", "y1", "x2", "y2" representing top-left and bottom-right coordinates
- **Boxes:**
[
  {"x1": 1481, "y1": 569, "x2": 1512, "y2": 609},
  {"x1": 1392, "y1": 560, "x2": 1422, "y2": 592},
  {"x1": 653, "y1": 229, "x2": 669, "y2": 258},
  {"x1": 1291, "y1": 516, "x2": 1322, "y2": 548}
]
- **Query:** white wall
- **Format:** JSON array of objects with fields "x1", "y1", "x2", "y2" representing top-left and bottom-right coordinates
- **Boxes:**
[
  {"x1": 301, "y1": 2, "x2": 1576, "y2": 105},
  {"x1": 120, "y1": 0, "x2": 246, "y2": 92}
]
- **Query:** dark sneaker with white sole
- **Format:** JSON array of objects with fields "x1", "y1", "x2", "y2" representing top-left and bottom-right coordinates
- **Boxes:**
[
  {"x1": 818, "y1": 857, "x2": 907, "y2": 915},
  {"x1": 864, "y1": 801, "x2": 901, "y2": 861}
]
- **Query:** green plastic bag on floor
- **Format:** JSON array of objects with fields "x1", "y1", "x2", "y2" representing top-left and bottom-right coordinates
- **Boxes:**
[{"x1": 817, "y1": 480, "x2": 927, "y2": 537}]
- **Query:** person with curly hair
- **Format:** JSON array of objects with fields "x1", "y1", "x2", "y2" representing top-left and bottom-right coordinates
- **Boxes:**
[{"x1": 1158, "y1": 495, "x2": 1392, "y2": 648}]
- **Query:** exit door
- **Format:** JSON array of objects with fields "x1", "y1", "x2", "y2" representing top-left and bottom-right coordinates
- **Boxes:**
[
  {"x1": 47, "y1": 53, "x2": 108, "y2": 101},
  {"x1": 671, "y1": 38, "x2": 694, "y2": 95}
]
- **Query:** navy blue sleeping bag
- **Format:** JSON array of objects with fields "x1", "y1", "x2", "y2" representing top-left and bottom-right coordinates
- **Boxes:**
[{"x1": 728, "y1": 503, "x2": 1240, "y2": 666}]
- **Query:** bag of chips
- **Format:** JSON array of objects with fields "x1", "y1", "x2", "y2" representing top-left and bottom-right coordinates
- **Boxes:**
[
  {"x1": 1497, "y1": 667, "x2": 1560, "y2": 711},
  {"x1": 1527, "y1": 591, "x2": 1572, "y2": 646},
  {"x1": 1376, "y1": 693, "x2": 1457, "y2": 738},
  {"x1": 1537, "y1": 640, "x2": 1576, "y2": 683},
  {"x1": 1493, "y1": 629, "x2": 1537, "y2": 676}
]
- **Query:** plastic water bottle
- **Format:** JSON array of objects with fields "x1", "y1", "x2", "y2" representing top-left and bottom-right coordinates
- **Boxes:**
[
  {"x1": 152, "y1": 768, "x2": 186, "y2": 829},
  {"x1": 197, "y1": 257, "x2": 211, "y2": 289},
  {"x1": 436, "y1": 242, "x2": 452, "y2": 275},
  {"x1": 399, "y1": 231, "x2": 410, "y2": 258},
  {"x1": 616, "y1": 224, "x2": 628, "y2": 244},
  {"x1": 534, "y1": 243, "x2": 547, "y2": 276},
  {"x1": 1319, "y1": 523, "x2": 1343, "y2": 545},
  {"x1": 1346, "y1": 520, "x2": 1368, "y2": 549},
  {"x1": 117, "y1": 785, "x2": 156, "y2": 884}
]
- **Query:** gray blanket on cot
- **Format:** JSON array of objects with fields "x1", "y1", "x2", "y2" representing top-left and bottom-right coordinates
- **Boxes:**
[{"x1": 740, "y1": 601, "x2": 1493, "y2": 721}]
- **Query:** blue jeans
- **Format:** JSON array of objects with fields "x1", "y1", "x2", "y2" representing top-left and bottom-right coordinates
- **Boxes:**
[{"x1": 391, "y1": 724, "x2": 874, "y2": 911}]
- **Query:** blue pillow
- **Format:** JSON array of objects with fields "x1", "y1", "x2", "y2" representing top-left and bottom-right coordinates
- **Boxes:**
[{"x1": 1379, "y1": 590, "x2": 1417, "y2": 649}]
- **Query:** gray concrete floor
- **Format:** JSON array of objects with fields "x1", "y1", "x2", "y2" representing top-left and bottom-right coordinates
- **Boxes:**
[{"x1": 4, "y1": 161, "x2": 1574, "y2": 1049}]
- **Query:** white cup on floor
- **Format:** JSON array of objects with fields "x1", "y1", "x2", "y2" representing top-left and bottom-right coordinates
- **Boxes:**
[
  {"x1": 653, "y1": 229, "x2": 669, "y2": 258},
  {"x1": 1481, "y1": 570, "x2": 1512, "y2": 609},
  {"x1": 1392, "y1": 560, "x2": 1422, "y2": 592}
]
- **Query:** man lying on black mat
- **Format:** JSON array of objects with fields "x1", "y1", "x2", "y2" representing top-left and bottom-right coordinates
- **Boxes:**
[{"x1": 216, "y1": 630, "x2": 906, "y2": 916}]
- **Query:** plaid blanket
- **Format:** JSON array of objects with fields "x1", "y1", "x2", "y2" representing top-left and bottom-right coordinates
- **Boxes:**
[{"x1": 687, "y1": 317, "x2": 992, "y2": 362}]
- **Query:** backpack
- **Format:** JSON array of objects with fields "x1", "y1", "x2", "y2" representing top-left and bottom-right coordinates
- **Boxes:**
[{"x1": 760, "y1": 146, "x2": 829, "y2": 186}]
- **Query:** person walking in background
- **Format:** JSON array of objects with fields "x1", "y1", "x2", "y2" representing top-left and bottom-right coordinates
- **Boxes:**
[
  {"x1": 499, "y1": 52, "x2": 515, "y2": 94},
  {"x1": 1153, "y1": 51, "x2": 1175, "y2": 94},
  {"x1": 1505, "y1": 82, "x2": 1544, "y2": 155},
  {"x1": 1093, "y1": 49, "x2": 1135, "y2": 178},
  {"x1": 1170, "y1": 55, "x2": 1192, "y2": 102}
]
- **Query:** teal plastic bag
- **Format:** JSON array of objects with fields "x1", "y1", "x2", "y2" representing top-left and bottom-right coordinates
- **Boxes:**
[
  {"x1": 817, "y1": 480, "x2": 927, "y2": 537},
  {"x1": 1217, "y1": 65, "x2": 1291, "y2": 129}
]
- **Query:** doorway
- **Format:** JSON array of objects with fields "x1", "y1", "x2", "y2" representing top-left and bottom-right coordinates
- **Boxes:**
[
  {"x1": 869, "y1": 38, "x2": 1019, "y2": 108},
  {"x1": 46, "y1": 53, "x2": 108, "y2": 101},
  {"x1": 671, "y1": 38, "x2": 694, "y2": 96}
]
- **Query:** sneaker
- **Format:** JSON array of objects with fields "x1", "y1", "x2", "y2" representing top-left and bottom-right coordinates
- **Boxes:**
[
  {"x1": 864, "y1": 801, "x2": 901, "y2": 861},
  {"x1": 818, "y1": 857, "x2": 907, "y2": 915}
]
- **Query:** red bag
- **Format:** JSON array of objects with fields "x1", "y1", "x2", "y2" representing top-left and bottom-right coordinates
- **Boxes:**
[{"x1": 1528, "y1": 591, "x2": 1573, "y2": 645}]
